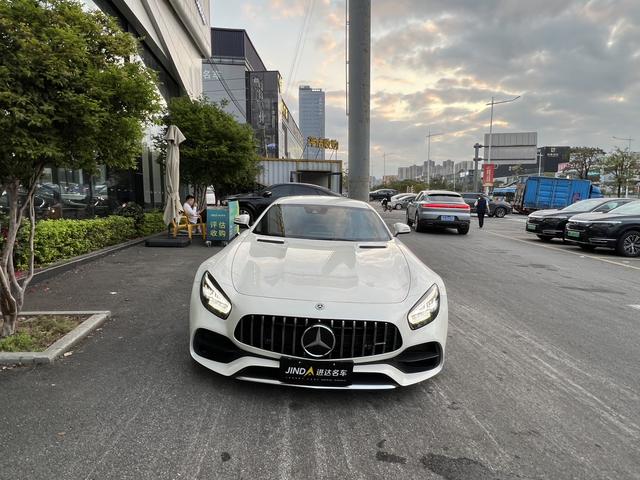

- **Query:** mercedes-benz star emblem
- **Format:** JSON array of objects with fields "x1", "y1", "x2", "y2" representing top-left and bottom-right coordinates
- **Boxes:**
[
  {"x1": 315, "y1": 303, "x2": 325, "y2": 310},
  {"x1": 301, "y1": 324, "x2": 336, "y2": 358}
]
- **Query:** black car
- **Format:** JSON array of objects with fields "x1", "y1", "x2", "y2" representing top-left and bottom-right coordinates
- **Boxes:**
[
  {"x1": 564, "y1": 200, "x2": 640, "y2": 257},
  {"x1": 461, "y1": 193, "x2": 512, "y2": 218},
  {"x1": 369, "y1": 189, "x2": 398, "y2": 201},
  {"x1": 224, "y1": 183, "x2": 340, "y2": 224},
  {"x1": 526, "y1": 198, "x2": 632, "y2": 242}
]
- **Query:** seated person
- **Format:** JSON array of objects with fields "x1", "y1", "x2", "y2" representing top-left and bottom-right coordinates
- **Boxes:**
[{"x1": 183, "y1": 195, "x2": 204, "y2": 228}]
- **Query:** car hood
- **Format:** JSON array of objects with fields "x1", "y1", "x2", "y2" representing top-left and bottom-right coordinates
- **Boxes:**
[
  {"x1": 230, "y1": 236, "x2": 411, "y2": 304},
  {"x1": 529, "y1": 209, "x2": 561, "y2": 217},
  {"x1": 568, "y1": 212, "x2": 624, "y2": 222}
]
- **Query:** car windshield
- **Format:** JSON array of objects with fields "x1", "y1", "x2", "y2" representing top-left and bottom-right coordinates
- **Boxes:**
[
  {"x1": 253, "y1": 204, "x2": 392, "y2": 241},
  {"x1": 608, "y1": 201, "x2": 640, "y2": 215},
  {"x1": 561, "y1": 199, "x2": 604, "y2": 212}
]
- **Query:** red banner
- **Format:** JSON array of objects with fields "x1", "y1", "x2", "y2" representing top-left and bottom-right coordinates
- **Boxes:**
[{"x1": 482, "y1": 164, "x2": 495, "y2": 185}]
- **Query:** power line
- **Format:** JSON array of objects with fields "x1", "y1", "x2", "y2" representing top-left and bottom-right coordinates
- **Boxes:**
[{"x1": 285, "y1": 0, "x2": 315, "y2": 99}]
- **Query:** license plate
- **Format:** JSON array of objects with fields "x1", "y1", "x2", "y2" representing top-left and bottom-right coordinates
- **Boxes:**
[
  {"x1": 566, "y1": 230, "x2": 580, "y2": 238},
  {"x1": 526, "y1": 223, "x2": 537, "y2": 231},
  {"x1": 279, "y1": 358, "x2": 353, "y2": 387},
  {"x1": 441, "y1": 215, "x2": 455, "y2": 222}
]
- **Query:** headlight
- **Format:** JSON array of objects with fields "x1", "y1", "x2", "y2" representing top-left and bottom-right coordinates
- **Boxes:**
[
  {"x1": 200, "y1": 271, "x2": 232, "y2": 319},
  {"x1": 407, "y1": 284, "x2": 440, "y2": 330}
]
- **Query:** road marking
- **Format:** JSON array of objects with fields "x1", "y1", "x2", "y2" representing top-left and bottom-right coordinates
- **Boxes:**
[
  {"x1": 484, "y1": 230, "x2": 640, "y2": 271},
  {"x1": 505, "y1": 217, "x2": 527, "y2": 224},
  {"x1": 629, "y1": 305, "x2": 640, "y2": 311}
]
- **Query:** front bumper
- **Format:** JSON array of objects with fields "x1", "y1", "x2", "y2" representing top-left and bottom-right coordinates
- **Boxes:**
[
  {"x1": 526, "y1": 219, "x2": 565, "y2": 237},
  {"x1": 190, "y1": 285, "x2": 448, "y2": 389},
  {"x1": 564, "y1": 228, "x2": 617, "y2": 248}
]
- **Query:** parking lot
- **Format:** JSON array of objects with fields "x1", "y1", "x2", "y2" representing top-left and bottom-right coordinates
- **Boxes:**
[{"x1": 1, "y1": 206, "x2": 639, "y2": 480}]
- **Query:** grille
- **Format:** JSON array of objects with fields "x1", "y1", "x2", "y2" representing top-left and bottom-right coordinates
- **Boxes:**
[
  {"x1": 567, "y1": 222, "x2": 587, "y2": 231},
  {"x1": 234, "y1": 315, "x2": 402, "y2": 360}
]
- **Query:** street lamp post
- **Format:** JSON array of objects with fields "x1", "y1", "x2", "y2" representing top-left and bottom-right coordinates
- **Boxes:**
[
  {"x1": 426, "y1": 129, "x2": 443, "y2": 187},
  {"x1": 613, "y1": 136, "x2": 634, "y2": 198},
  {"x1": 485, "y1": 95, "x2": 521, "y2": 192},
  {"x1": 382, "y1": 152, "x2": 397, "y2": 185}
]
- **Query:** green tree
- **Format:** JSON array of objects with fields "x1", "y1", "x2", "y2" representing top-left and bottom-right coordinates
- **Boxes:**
[
  {"x1": 0, "y1": 0, "x2": 161, "y2": 336},
  {"x1": 603, "y1": 147, "x2": 639, "y2": 197},
  {"x1": 566, "y1": 147, "x2": 605, "y2": 179},
  {"x1": 158, "y1": 97, "x2": 260, "y2": 205}
]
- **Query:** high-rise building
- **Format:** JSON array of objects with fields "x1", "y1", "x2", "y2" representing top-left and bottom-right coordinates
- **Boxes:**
[
  {"x1": 443, "y1": 159, "x2": 455, "y2": 176},
  {"x1": 299, "y1": 86, "x2": 325, "y2": 160},
  {"x1": 455, "y1": 160, "x2": 475, "y2": 172}
]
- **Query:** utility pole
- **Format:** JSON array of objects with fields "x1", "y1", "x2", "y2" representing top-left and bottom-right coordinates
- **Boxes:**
[
  {"x1": 426, "y1": 129, "x2": 443, "y2": 187},
  {"x1": 473, "y1": 143, "x2": 483, "y2": 192},
  {"x1": 347, "y1": 0, "x2": 371, "y2": 201},
  {"x1": 613, "y1": 136, "x2": 634, "y2": 198}
]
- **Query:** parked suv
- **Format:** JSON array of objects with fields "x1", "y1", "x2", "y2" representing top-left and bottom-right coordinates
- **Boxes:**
[
  {"x1": 526, "y1": 198, "x2": 632, "y2": 242},
  {"x1": 461, "y1": 193, "x2": 512, "y2": 218},
  {"x1": 223, "y1": 183, "x2": 340, "y2": 224},
  {"x1": 406, "y1": 190, "x2": 471, "y2": 234},
  {"x1": 564, "y1": 200, "x2": 640, "y2": 257}
]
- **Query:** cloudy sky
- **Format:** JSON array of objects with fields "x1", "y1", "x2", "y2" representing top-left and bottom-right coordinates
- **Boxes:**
[{"x1": 212, "y1": 0, "x2": 640, "y2": 177}]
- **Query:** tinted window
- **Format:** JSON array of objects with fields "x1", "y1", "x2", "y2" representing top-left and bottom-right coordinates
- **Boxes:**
[
  {"x1": 561, "y1": 199, "x2": 604, "y2": 212},
  {"x1": 269, "y1": 185, "x2": 293, "y2": 198},
  {"x1": 594, "y1": 200, "x2": 626, "y2": 212},
  {"x1": 607, "y1": 201, "x2": 640, "y2": 215},
  {"x1": 253, "y1": 204, "x2": 392, "y2": 241},
  {"x1": 289, "y1": 185, "x2": 316, "y2": 195}
]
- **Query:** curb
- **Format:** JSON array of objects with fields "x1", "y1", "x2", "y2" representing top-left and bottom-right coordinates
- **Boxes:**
[
  {"x1": 26, "y1": 234, "x2": 164, "y2": 286},
  {"x1": 0, "y1": 311, "x2": 110, "y2": 365}
]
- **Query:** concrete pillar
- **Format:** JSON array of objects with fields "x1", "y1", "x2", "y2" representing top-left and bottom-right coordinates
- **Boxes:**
[{"x1": 348, "y1": 0, "x2": 371, "y2": 201}]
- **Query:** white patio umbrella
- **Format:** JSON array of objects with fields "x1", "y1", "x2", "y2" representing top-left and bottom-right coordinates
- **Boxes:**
[{"x1": 163, "y1": 125, "x2": 186, "y2": 227}]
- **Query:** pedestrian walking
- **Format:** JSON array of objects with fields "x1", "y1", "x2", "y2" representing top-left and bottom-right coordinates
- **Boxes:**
[{"x1": 475, "y1": 195, "x2": 489, "y2": 229}]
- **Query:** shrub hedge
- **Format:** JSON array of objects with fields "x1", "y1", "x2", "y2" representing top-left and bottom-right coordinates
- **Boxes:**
[{"x1": 14, "y1": 212, "x2": 166, "y2": 270}]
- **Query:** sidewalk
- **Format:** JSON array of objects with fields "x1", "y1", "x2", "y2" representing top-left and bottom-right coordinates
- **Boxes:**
[{"x1": 0, "y1": 240, "x2": 222, "y2": 479}]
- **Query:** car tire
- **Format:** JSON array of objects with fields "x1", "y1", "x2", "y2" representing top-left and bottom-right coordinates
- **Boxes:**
[
  {"x1": 240, "y1": 206, "x2": 255, "y2": 225},
  {"x1": 458, "y1": 225, "x2": 470, "y2": 235},
  {"x1": 579, "y1": 244, "x2": 596, "y2": 252},
  {"x1": 414, "y1": 213, "x2": 424, "y2": 233},
  {"x1": 616, "y1": 230, "x2": 640, "y2": 257},
  {"x1": 406, "y1": 212, "x2": 413, "y2": 226},
  {"x1": 494, "y1": 207, "x2": 507, "y2": 218},
  {"x1": 395, "y1": 204, "x2": 402, "y2": 210},
  {"x1": 537, "y1": 235, "x2": 553, "y2": 242}
]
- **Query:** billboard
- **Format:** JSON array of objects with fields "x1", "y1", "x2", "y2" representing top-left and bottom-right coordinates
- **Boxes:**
[{"x1": 483, "y1": 132, "x2": 537, "y2": 177}]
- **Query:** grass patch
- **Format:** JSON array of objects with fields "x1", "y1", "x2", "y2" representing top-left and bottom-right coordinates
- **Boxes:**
[{"x1": 0, "y1": 315, "x2": 87, "y2": 352}]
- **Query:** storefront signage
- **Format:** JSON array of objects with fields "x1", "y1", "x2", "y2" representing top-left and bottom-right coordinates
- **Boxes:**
[{"x1": 308, "y1": 137, "x2": 339, "y2": 150}]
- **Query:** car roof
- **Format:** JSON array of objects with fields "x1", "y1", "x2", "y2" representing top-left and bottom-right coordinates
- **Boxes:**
[{"x1": 275, "y1": 195, "x2": 370, "y2": 209}]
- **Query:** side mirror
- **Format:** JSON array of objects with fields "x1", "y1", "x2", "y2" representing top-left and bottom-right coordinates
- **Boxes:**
[
  {"x1": 262, "y1": 191, "x2": 272, "y2": 198},
  {"x1": 393, "y1": 223, "x2": 411, "y2": 236},
  {"x1": 234, "y1": 214, "x2": 251, "y2": 229}
]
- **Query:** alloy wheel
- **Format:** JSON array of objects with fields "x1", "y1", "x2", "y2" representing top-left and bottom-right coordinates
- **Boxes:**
[{"x1": 623, "y1": 233, "x2": 640, "y2": 256}]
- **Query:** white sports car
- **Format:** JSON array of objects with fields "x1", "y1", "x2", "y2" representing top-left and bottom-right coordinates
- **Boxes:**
[{"x1": 189, "y1": 196, "x2": 448, "y2": 389}]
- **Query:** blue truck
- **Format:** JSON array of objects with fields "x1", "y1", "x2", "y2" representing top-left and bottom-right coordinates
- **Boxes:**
[{"x1": 513, "y1": 176, "x2": 603, "y2": 213}]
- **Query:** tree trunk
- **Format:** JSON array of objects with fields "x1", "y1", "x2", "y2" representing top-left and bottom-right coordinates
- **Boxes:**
[{"x1": 0, "y1": 167, "x2": 43, "y2": 338}]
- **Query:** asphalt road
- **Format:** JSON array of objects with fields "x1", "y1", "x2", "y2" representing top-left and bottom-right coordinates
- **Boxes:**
[{"x1": 1, "y1": 208, "x2": 639, "y2": 480}]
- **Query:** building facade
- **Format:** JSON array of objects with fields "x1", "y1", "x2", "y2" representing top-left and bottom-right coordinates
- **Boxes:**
[
  {"x1": 203, "y1": 28, "x2": 304, "y2": 160},
  {"x1": 299, "y1": 86, "x2": 326, "y2": 160},
  {"x1": 38, "y1": 0, "x2": 212, "y2": 219}
]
